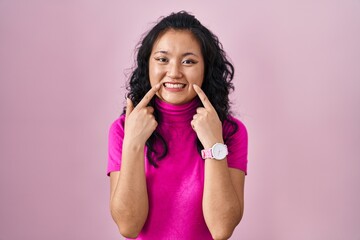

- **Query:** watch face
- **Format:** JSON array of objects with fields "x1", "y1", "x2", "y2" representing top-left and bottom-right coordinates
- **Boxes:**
[{"x1": 212, "y1": 143, "x2": 228, "y2": 160}]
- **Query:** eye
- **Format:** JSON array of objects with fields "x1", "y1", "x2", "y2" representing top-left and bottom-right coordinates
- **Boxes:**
[
  {"x1": 155, "y1": 57, "x2": 168, "y2": 63},
  {"x1": 182, "y1": 59, "x2": 197, "y2": 65}
]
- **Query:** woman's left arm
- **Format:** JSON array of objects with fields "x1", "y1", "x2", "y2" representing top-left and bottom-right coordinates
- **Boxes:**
[
  {"x1": 191, "y1": 84, "x2": 245, "y2": 240},
  {"x1": 203, "y1": 160, "x2": 245, "y2": 240}
]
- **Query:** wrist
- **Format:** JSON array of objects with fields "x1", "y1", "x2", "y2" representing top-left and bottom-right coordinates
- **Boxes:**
[
  {"x1": 201, "y1": 142, "x2": 228, "y2": 160},
  {"x1": 202, "y1": 139, "x2": 224, "y2": 149},
  {"x1": 123, "y1": 138, "x2": 145, "y2": 152}
]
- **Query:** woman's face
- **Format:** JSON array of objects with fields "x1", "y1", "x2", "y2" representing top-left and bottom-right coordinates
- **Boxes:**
[{"x1": 149, "y1": 29, "x2": 205, "y2": 105}]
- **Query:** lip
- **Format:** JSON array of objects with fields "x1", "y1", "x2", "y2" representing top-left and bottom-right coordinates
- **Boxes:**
[
  {"x1": 162, "y1": 81, "x2": 187, "y2": 92},
  {"x1": 162, "y1": 81, "x2": 187, "y2": 85}
]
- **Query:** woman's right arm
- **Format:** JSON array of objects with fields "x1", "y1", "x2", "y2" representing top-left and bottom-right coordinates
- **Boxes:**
[
  {"x1": 110, "y1": 141, "x2": 148, "y2": 238},
  {"x1": 109, "y1": 84, "x2": 160, "y2": 238}
]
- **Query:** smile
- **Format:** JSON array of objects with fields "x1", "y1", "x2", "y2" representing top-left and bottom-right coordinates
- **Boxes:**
[{"x1": 163, "y1": 83, "x2": 186, "y2": 89}]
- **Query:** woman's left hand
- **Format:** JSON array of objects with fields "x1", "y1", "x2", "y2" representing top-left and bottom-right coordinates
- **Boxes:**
[{"x1": 191, "y1": 84, "x2": 224, "y2": 149}]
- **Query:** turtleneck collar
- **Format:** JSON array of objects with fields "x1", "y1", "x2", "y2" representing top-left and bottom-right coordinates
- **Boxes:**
[{"x1": 155, "y1": 97, "x2": 200, "y2": 124}]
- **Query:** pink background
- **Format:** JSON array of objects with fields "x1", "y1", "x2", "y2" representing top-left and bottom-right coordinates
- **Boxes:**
[{"x1": 1, "y1": 0, "x2": 359, "y2": 239}]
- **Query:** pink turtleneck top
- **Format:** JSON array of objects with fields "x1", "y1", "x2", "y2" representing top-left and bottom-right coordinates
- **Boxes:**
[{"x1": 107, "y1": 97, "x2": 248, "y2": 239}]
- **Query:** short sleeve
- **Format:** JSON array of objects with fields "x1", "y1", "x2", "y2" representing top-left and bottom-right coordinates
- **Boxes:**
[
  {"x1": 223, "y1": 116, "x2": 248, "y2": 175},
  {"x1": 107, "y1": 115, "x2": 126, "y2": 176}
]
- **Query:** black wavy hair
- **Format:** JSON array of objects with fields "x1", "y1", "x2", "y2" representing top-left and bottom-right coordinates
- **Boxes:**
[{"x1": 124, "y1": 11, "x2": 237, "y2": 167}]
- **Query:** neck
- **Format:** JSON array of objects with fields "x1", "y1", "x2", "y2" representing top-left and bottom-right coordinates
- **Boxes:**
[{"x1": 155, "y1": 97, "x2": 200, "y2": 124}]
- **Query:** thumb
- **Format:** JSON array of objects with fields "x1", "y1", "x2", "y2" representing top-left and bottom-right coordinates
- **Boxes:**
[{"x1": 125, "y1": 97, "x2": 134, "y2": 117}]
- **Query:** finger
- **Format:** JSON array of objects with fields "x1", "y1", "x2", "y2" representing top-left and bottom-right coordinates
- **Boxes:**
[
  {"x1": 126, "y1": 98, "x2": 134, "y2": 117},
  {"x1": 193, "y1": 84, "x2": 215, "y2": 111},
  {"x1": 136, "y1": 83, "x2": 161, "y2": 110},
  {"x1": 146, "y1": 106, "x2": 154, "y2": 114},
  {"x1": 196, "y1": 107, "x2": 207, "y2": 114},
  {"x1": 190, "y1": 120, "x2": 196, "y2": 131}
]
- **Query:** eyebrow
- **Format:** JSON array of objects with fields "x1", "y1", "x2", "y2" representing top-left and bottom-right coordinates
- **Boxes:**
[{"x1": 153, "y1": 50, "x2": 199, "y2": 57}]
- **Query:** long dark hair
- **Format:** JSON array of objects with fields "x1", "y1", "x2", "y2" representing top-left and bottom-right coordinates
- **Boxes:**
[{"x1": 125, "y1": 11, "x2": 237, "y2": 167}]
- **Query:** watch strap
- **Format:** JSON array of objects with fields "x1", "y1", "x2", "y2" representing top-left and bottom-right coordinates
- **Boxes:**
[
  {"x1": 201, "y1": 143, "x2": 228, "y2": 160},
  {"x1": 201, "y1": 148, "x2": 213, "y2": 159}
]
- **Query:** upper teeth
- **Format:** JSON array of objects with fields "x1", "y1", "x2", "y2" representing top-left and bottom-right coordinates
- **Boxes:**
[{"x1": 164, "y1": 83, "x2": 185, "y2": 89}]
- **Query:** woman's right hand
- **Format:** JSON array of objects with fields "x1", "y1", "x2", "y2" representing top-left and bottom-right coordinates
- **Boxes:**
[{"x1": 124, "y1": 83, "x2": 161, "y2": 145}]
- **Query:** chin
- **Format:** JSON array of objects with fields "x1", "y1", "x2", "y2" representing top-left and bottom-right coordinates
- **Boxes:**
[
  {"x1": 164, "y1": 99, "x2": 185, "y2": 105},
  {"x1": 161, "y1": 96, "x2": 188, "y2": 105}
]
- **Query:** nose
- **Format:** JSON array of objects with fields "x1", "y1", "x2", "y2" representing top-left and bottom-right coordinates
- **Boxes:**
[{"x1": 166, "y1": 61, "x2": 183, "y2": 79}]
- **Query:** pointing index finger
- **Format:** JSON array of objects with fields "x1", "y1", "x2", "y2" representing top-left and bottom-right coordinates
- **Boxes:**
[
  {"x1": 193, "y1": 84, "x2": 214, "y2": 110},
  {"x1": 136, "y1": 83, "x2": 161, "y2": 109}
]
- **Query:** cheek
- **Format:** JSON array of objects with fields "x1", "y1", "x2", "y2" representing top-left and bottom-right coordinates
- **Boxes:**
[
  {"x1": 192, "y1": 63, "x2": 204, "y2": 83},
  {"x1": 149, "y1": 62, "x2": 157, "y2": 86},
  {"x1": 149, "y1": 65, "x2": 163, "y2": 85},
  {"x1": 192, "y1": 70, "x2": 204, "y2": 86}
]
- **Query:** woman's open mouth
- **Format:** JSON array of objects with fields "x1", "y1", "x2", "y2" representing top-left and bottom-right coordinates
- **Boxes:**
[{"x1": 163, "y1": 82, "x2": 186, "y2": 89}]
